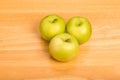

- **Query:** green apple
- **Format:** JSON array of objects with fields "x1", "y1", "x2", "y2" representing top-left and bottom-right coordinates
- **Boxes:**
[
  {"x1": 49, "y1": 33, "x2": 79, "y2": 62},
  {"x1": 39, "y1": 14, "x2": 65, "y2": 41},
  {"x1": 66, "y1": 16, "x2": 92, "y2": 44}
]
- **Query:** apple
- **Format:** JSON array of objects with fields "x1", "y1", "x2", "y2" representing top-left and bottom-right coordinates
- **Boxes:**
[
  {"x1": 39, "y1": 14, "x2": 66, "y2": 41},
  {"x1": 49, "y1": 33, "x2": 79, "y2": 62},
  {"x1": 66, "y1": 16, "x2": 92, "y2": 44}
]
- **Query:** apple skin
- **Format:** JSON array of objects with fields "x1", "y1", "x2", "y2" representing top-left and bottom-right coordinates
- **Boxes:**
[
  {"x1": 39, "y1": 15, "x2": 65, "y2": 41},
  {"x1": 49, "y1": 33, "x2": 79, "y2": 62},
  {"x1": 66, "y1": 16, "x2": 92, "y2": 44}
]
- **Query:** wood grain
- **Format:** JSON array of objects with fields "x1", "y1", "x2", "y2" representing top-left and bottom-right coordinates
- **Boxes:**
[{"x1": 0, "y1": 0, "x2": 120, "y2": 80}]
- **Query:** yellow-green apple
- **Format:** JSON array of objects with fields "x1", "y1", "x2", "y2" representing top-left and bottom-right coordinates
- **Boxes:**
[
  {"x1": 39, "y1": 15, "x2": 65, "y2": 41},
  {"x1": 66, "y1": 16, "x2": 92, "y2": 44},
  {"x1": 49, "y1": 33, "x2": 79, "y2": 62}
]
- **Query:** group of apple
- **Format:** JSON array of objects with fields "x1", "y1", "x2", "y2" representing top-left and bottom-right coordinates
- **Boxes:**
[{"x1": 39, "y1": 14, "x2": 92, "y2": 62}]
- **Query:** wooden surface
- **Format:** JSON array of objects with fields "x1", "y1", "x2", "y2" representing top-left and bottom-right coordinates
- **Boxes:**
[{"x1": 0, "y1": 0, "x2": 120, "y2": 80}]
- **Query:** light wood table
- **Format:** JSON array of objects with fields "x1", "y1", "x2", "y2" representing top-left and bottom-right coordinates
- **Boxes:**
[{"x1": 0, "y1": 0, "x2": 120, "y2": 80}]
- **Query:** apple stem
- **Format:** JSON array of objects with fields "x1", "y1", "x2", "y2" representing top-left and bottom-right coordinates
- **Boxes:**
[
  {"x1": 65, "y1": 39, "x2": 71, "y2": 42},
  {"x1": 77, "y1": 22, "x2": 82, "y2": 26},
  {"x1": 78, "y1": 23, "x2": 81, "y2": 26},
  {"x1": 52, "y1": 18, "x2": 57, "y2": 23}
]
